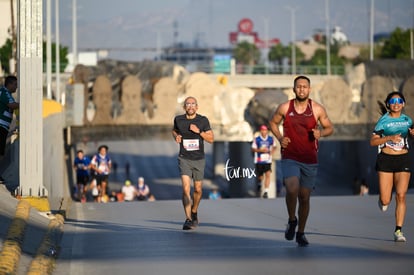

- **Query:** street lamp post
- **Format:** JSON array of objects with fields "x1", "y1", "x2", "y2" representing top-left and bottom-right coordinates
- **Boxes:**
[
  {"x1": 286, "y1": 6, "x2": 297, "y2": 75},
  {"x1": 55, "y1": 0, "x2": 61, "y2": 103},
  {"x1": 263, "y1": 17, "x2": 269, "y2": 74},
  {"x1": 46, "y1": 0, "x2": 52, "y2": 99},
  {"x1": 370, "y1": 0, "x2": 375, "y2": 61},
  {"x1": 18, "y1": 0, "x2": 45, "y2": 197},
  {"x1": 411, "y1": 0, "x2": 413, "y2": 60},
  {"x1": 72, "y1": 0, "x2": 78, "y2": 66},
  {"x1": 325, "y1": 0, "x2": 331, "y2": 75}
]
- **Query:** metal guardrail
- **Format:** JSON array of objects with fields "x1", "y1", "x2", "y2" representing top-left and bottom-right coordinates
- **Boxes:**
[
  {"x1": 43, "y1": 62, "x2": 346, "y2": 76},
  {"x1": 180, "y1": 63, "x2": 346, "y2": 75},
  {"x1": 216, "y1": 74, "x2": 339, "y2": 88}
]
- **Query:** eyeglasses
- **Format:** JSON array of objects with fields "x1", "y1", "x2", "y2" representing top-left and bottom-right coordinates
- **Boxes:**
[
  {"x1": 388, "y1": 98, "x2": 404, "y2": 105},
  {"x1": 185, "y1": 102, "x2": 197, "y2": 107}
]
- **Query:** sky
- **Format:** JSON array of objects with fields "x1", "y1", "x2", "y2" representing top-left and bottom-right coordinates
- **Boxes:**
[{"x1": 47, "y1": 0, "x2": 414, "y2": 61}]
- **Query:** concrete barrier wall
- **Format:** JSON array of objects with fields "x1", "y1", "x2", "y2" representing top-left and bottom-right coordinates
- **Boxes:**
[
  {"x1": 0, "y1": 100, "x2": 71, "y2": 211},
  {"x1": 43, "y1": 109, "x2": 71, "y2": 211}
]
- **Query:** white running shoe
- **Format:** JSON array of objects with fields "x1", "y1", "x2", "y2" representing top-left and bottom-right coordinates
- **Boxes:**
[
  {"x1": 394, "y1": 230, "x2": 406, "y2": 242},
  {"x1": 378, "y1": 200, "x2": 388, "y2": 212}
]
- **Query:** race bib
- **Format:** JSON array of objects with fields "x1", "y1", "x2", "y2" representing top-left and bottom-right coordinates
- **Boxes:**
[
  {"x1": 98, "y1": 162, "x2": 109, "y2": 173},
  {"x1": 183, "y1": 139, "x2": 200, "y2": 151},
  {"x1": 386, "y1": 140, "x2": 405, "y2": 151},
  {"x1": 260, "y1": 153, "x2": 270, "y2": 161}
]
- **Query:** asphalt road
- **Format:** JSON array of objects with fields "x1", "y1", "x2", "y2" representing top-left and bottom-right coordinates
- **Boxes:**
[
  {"x1": 52, "y1": 140, "x2": 414, "y2": 275},
  {"x1": 54, "y1": 195, "x2": 414, "y2": 275}
]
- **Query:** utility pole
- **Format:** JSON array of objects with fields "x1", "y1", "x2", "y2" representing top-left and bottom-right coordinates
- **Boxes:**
[
  {"x1": 10, "y1": 0, "x2": 17, "y2": 74},
  {"x1": 286, "y1": 7, "x2": 297, "y2": 75},
  {"x1": 18, "y1": 0, "x2": 46, "y2": 197},
  {"x1": 72, "y1": 0, "x2": 78, "y2": 66},
  {"x1": 263, "y1": 17, "x2": 269, "y2": 74},
  {"x1": 325, "y1": 0, "x2": 331, "y2": 75},
  {"x1": 46, "y1": 0, "x2": 52, "y2": 99},
  {"x1": 370, "y1": 0, "x2": 375, "y2": 61},
  {"x1": 411, "y1": 0, "x2": 413, "y2": 60},
  {"x1": 55, "y1": 0, "x2": 61, "y2": 103}
]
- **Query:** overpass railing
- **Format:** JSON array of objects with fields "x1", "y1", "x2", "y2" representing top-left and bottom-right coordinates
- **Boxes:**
[{"x1": 181, "y1": 63, "x2": 346, "y2": 75}]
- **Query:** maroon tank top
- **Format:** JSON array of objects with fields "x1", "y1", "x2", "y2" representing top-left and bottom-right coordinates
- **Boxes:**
[{"x1": 282, "y1": 99, "x2": 318, "y2": 164}]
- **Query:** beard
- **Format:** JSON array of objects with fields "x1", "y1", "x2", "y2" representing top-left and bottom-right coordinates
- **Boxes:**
[{"x1": 295, "y1": 95, "x2": 308, "y2": 102}]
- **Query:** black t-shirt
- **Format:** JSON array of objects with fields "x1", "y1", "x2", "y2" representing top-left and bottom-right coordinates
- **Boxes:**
[{"x1": 173, "y1": 114, "x2": 211, "y2": 160}]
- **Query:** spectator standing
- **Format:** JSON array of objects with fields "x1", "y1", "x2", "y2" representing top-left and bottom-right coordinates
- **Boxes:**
[{"x1": 0, "y1": 75, "x2": 19, "y2": 157}]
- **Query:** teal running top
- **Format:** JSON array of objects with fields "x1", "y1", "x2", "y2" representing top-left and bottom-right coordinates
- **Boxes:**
[{"x1": 373, "y1": 112, "x2": 413, "y2": 152}]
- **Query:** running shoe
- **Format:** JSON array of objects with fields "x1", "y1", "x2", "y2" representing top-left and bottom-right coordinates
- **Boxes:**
[
  {"x1": 394, "y1": 230, "x2": 406, "y2": 242},
  {"x1": 285, "y1": 217, "x2": 297, "y2": 240},
  {"x1": 296, "y1": 232, "x2": 309, "y2": 247},
  {"x1": 182, "y1": 219, "x2": 193, "y2": 230},
  {"x1": 378, "y1": 199, "x2": 388, "y2": 212},
  {"x1": 263, "y1": 192, "x2": 268, "y2": 199},
  {"x1": 191, "y1": 212, "x2": 198, "y2": 227}
]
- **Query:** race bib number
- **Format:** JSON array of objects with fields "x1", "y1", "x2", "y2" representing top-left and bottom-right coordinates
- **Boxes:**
[
  {"x1": 386, "y1": 140, "x2": 405, "y2": 151},
  {"x1": 260, "y1": 153, "x2": 270, "y2": 161},
  {"x1": 98, "y1": 163, "x2": 108, "y2": 173},
  {"x1": 183, "y1": 139, "x2": 200, "y2": 151}
]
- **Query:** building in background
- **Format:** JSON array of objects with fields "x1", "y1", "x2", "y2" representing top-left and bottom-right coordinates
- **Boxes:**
[
  {"x1": 229, "y1": 18, "x2": 279, "y2": 48},
  {"x1": 0, "y1": 0, "x2": 16, "y2": 46},
  {"x1": 0, "y1": 0, "x2": 17, "y2": 76},
  {"x1": 159, "y1": 18, "x2": 278, "y2": 74}
]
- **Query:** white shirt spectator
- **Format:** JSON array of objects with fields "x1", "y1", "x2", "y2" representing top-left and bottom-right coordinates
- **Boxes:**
[{"x1": 122, "y1": 180, "x2": 137, "y2": 201}]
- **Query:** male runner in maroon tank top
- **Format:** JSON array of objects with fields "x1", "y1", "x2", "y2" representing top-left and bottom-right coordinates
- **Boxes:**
[{"x1": 269, "y1": 75, "x2": 334, "y2": 246}]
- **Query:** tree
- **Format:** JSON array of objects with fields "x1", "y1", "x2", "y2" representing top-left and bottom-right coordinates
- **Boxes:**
[
  {"x1": 380, "y1": 27, "x2": 411, "y2": 59},
  {"x1": 232, "y1": 41, "x2": 261, "y2": 65},
  {"x1": 0, "y1": 38, "x2": 69, "y2": 74},
  {"x1": 353, "y1": 44, "x2": 383, "y2": 64},
  {"x1": 268, "y1": 44, "x2": 290, "y2": 64},
  {"x1": 42, "y1": 42, "x2": 69, "y2": 72},
  {"x1": 268, "y1": 44, "x2": 305, "y2": 64},
  {"x1": 0, "y1": 38, "x2": 13, "y2": 74}
]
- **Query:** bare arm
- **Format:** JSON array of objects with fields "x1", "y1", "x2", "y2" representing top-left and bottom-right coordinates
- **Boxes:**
[
  {"x1": 370, "y1": 133, "x2": 402, "y2": 147},
  {"x1": 313, "y1": 103, "x2": 334, "y2": 139},
  {"x1": 269, "y1": 102, "x2": 289, "y2": 148},
  {"x1": 172, "y1": 130, "x2": 182, "y2": 144},
  {"x1": 189, "y1": 123, "x2": 214, "y2": 144},
  {"x1": 7, "y1": 102, "x2": 19, "y2": 110},
  {"x1": 200, "y1": 129, "x2": 214, "y2": 144}
]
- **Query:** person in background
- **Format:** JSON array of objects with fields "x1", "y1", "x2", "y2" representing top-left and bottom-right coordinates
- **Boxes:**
[
  {"x1": 89, "y1": 178, "x2": 100, "y2": 202},
  {"x1": 251, "y1": 124, "x2": 276, "y2": 198},
  {"x1": 172, "y1": 96, "x2": 214, "y2": 230},
  {"x1": 122, "y1": 180, "x2": 137, "y2": 202},
  {"x1": 208, "y1": 188, "x2": 222, "y2": 200},
  {"x1": 73, "y1": 150, "x2": 90, "y2": 201},
  {"x1": 109, "y1": 190, "x2": 119, "y2": 202},
  {"x1": 370, "y1": 91, "x2": 414, "y2": 242},
  {"x1": 90, "y1": 145, "x2": 112, "y2": 202},
  {"x1": 136, "y1": 177, "x2": 151, "y2": 201},
  {"x1": 0, "y1": 75, "x2": 19, "y2": 158},
  {"x1": 359, "y1": 179, "x2": 369, "y2": 196},
  {"x1": 269, "y1": 75, "x2": 334, "y2": 247}
]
